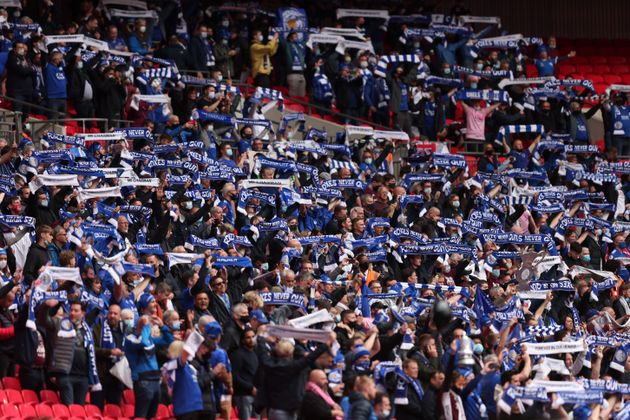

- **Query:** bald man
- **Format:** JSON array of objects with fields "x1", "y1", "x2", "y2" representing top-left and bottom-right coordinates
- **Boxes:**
[{"x1": 301, "y1": 370, "x2": 344, "y2": 420}]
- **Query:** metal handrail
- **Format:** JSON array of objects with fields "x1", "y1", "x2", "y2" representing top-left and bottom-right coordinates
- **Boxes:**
[{"x1": 0, "y1": 94, "x2": 64, "y2": 118}]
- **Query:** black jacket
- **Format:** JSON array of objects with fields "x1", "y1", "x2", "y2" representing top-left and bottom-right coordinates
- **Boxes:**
[
  {"x1": 155, "y1": 43, "x2": 189, "y2": 71},
  {"x1": 348, "y1": 391, "x2": 372, "y2": 420},
  {"x1": 300, "y1": 390, "x2": 334, "y2": 420},
  {"x1": 6, "y1": 51, "x2": 36, "y2": 96},
  {"x1": 188, "y1": 36, "x2": 211, "y2": 72},
  {"x1": 87, "y1": 64, "x2": 126, "y2": 121},
  {"x1": 220, "y1": 319, "x2": 243, "y2": 354},
  {"x1": 334, "y1": 75, "x2": 363, "y2": 112},
  {"x1": 395, "y1": 378, "x2": 424, "y2": 420},
  {"x1": 23, "y1": 242, "x2": 50, "y2": 285},
  {"x1": 258, "y1": 343, "x2": 329, "y2": 411},
  {"x1": 421, "y1": 384, "x2": 440, "y2": 420},
  {"x1": 230, "y1": 346, "x2": 259, "y2": 396},
  {"x1": 189, "y1": 355, "x2": 216, "y2": 415}
]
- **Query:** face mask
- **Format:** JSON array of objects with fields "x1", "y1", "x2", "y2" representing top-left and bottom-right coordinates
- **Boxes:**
[
  {"x1": 620, "y1": 242, "x2": 627, "y2": 249},
  {"x1": 424, "y1": 187, "x2": 432, "y2": 195},
  {"x1": 256, "y1": 34, "x2": 263, "y2": 42},
  {"x1": 208, "y1": 92, "x2": 216, "y2": 99},
  {"x1": 413, "y1": 42, "x2": 420, "y2": 49},
  {"x1": 184, "y1": 201, "x2": 193, "y2": 210},
  {"x1": 40, "y1": 200, "x2": 49, "y2": 207},
  {"x1": 261, "y1": 263, "x2": 269, "y2": 271},
  {"x1": 485, "y1": 149, "x2": 493, "y2": 155},
  {"x1": 470, "y1": 82, "x2": 478, "y2": 89},
  {"x1": 452, "y1": 200, "x2": 460, "y2": 208},
  {"x1": 226, "y1": 149, "x2": 233, "y2": 157},
  {"x1": 349, "y1": 321, "x2": 362, "y2": 330},
  {"x1": 344, "y1": 56, "x2": 352, "y2": 63},
  {"x1": 381, "y1": 410, "x2": 391, "y2": 419},
  {"x1": 0, "y1": 261, "x2": 6, "y2": 270},
  {"x1": 216, "y1": 75, "x2": 223, "y2": 82},
  {"x1": 222, "y1": 20, "x2": 230, "y2": 28},
  {"x1": 355, "y1": 359, "x2": 371, "y2": 372},
  {"x1": 443, "y1": 68, "x2": 451, "y2": 75},
  {"x1": 201, "y1": 32, "x2": 208, "y2": 39},
  {"x1": 492, "y1": 269, "x2": 500, "y2": 277},
  {"x1": 240, "y1": 315, "x2": 250, "y2": 324},
  {"x1": 124, "y1": 319, "x2": 134, "y2": 329},
  {"x1": 335, "y1": 315, "x2": 341, "y2": 323},
  {"x1": 359, "y1": 61, "x2": 368, "y2": 69},
  {"x1": 368, "y1": 57, "x2": 377, "y2": 65},
  {"x1": 222, "y1": 39, "x2": 228, "y2": 46},
  {"x1": 473, "y1": 343, "x2": 484, "y2": 355},
  {"x1": 594, "y1": 229, "x2": 602, "y2": 237},
  {"x1": 582, "y1": 255, "x2": 591, "y2": 263},
  {"x1": 77, "y1": 61, "x2": 84, "y2": 69},
  {"x1": 476, "y1": 63, "x2": 484, "y2": 70},
  {"x1": 172, "y1": 320, "x2": 181, "y2": 330},
  {"x1": 139, "y1": 26, "x2": 146, "y2": 33},
  {"x1": 364, "y1": 157, "x2": 372, "y2": 164}
]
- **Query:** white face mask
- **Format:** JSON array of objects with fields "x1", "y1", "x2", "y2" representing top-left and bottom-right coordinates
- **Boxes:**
[
  {"x1": 139, "y1": 26, "x2": 147, "y2": 33},
  {"x1": 256, "y1": 34, "x2": 263, "y2": 42},
  {"x1": 201, "y1": 32, "x2": 208, "y2": 39},
  {"x1": 359, "y1": 61, "x2": 368, "y2": 69},
  {"x1": 216, "y1": 75, "x2": 223, "y2": 82},
  {"x1": 226, "y1": 148, "x2": 233, "y2": 157},
  {"x1": 0, "y1": 260, "x2": 7, "y2": 269}
]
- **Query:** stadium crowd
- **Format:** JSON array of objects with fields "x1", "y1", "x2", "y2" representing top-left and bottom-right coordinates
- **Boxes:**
[{"x1": 0, "y1": 1, "x2": 628, "y2": 420}]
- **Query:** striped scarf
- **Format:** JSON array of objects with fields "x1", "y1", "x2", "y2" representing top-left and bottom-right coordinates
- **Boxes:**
[{"x1": 374, "y1": 54, "x2": 422, "y2": 78}]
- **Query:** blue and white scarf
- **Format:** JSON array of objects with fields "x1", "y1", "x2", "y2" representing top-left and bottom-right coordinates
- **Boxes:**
[{"x1": 374, "y1": 54, "x2": 422, "y2": 78}]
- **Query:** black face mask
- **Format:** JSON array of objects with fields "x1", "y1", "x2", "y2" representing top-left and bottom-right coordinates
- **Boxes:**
[
  {"x1": 359, "y1": 262, "x2": 369, "y2": 272},
  {"x1": 349, "y1": 321, "x2": 362, "y2": 330},
  {"x1": 239, "y1": 315, "x2": 250, "y2": 324},
  {"x1": 485, "y1": 150, "x2": 493, "y2": 156}
]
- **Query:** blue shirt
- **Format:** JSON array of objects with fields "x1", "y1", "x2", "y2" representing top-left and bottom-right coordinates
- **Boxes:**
[
  {"x1": 510, "y1": 149, "x2": 531, "y2": 169},
  {"x1": 574, "y1": 114, "x2": 589, "y2": 141},
  {"x1": 171, "y1": 361, "x2": 204, "y2": 416},
  {"x1": 534, "y1": 57, "x2": 558, "y2": 77},
  {"x1": 612, "y1": 105, "x2": 630, "y2": 137},
  {"x1": 44, "y1": 63, "x2": 67, "y2": 99},
  {"x1": 107, "y1": 37, "x2": 128, "y2": 51},
  {"x1": 398, "y1": 80, "x2": 409, "y2": 112},
  {"x1": 124, "y1": 325, "x2": 159, "y2": 381}
]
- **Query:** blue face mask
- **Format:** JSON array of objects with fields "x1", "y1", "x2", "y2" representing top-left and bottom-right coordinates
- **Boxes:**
[
  {"x1": 582, "y1": 255, "x2": 591, "y2": 263},
  {"x1": 492, "y1": 269, "x2": 500, "y2": 277},
  {"x1": 355, "y1": 359, "x2": 371, "y2": 372},
  {"x1": 172, "y1": 321, "x2": 181, "y2": 330},
  {"x1": 123, "y1": 319, "x2": 134, "y2": 329},
  {"x1": 473, "y1": 343, "x2": 484, "y2": 355}
]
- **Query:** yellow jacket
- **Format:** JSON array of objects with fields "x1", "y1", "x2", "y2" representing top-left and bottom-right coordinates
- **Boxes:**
[{"x1": 250, "y1": 37, "x2": 279, "y2": 77}]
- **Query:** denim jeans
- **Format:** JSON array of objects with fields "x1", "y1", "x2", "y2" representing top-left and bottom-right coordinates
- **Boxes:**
[
  {"x1": 134, "y1": 379, "x2": 160, "y2": 419},
  {"x1": 234, "y1": 395, "x2": 255, "y2": 420},
  {"x1": 46, "y1": 98, "x2": 67, "y2": 119},
  {"x1": 56, "y1": 374, "x2": 89, "y2": 405}
]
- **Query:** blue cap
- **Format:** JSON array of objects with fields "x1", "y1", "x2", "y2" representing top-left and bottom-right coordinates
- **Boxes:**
[
  {"x1": 0, "y1": 248, "x2": 7, "y2": 256},
  {"x1": 204, "y1": 321, "x2": 223, "y2": 339},
  {"x1": 18, "y1": 138, "x2": 33, "y2": 149},
  {"x1": 352, "y1": 346, "x2": 370, "y2": 363},
  {"x1": 137, "y1": 293, "x2": 155, "y2": 311},
  {"x1": 250, "y1": 309, "x2": 269, "y2": 324}
]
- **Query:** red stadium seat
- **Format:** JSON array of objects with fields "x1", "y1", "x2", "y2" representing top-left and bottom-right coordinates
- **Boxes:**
[
  {"x1": 589, "y1": 56, "x2": 607, "y2": 64},
  {"x1": 1, "y1": 403, "x2": 19, "y2": 418},
  {"x1": 586, "y1": 74, "x2": 604, "y2": 83},
  {"x1": 20, "y1": 389, "x2": 38, "y2": 405},
  {"x1": 593, "y1": 64, "x2": 611, "y2": 73},
  {"x1": 525, "y1": 63, "x2": 538, "y2": 77},
  {"x1": 611, "y1": 65, "x2": 630, "y2": 74},
  {"x1": 594, "y1": 83, "x2": 609, "y2": 94},
  {"x1": 123, "y1": 404, "x2": 135, "y2": 417},
  {"x1": 69, "y1": 404, "x2": 87, "y2": 418},
  {"x1": 570, "y1": 56, "x2": 588, "y2": 64},
  {"x1": 35, "y1": 403, "x2": 54, "y2": 417},
  {"x1": 4, "y1": 390, "x2": 22, "y2": 405},
  {"x1": 558, "y1": 65, "x2": 575, "y2": 75},
  {"x1": 622, "y1": 74, "x2": 630, "y2": 84},
  {"x1": 52, "y1": 403, "x2": 71, "y2": 418},
  {"x1": 601, "y1": 46, "x2": 617, "y2": 55},
  {"x1": 609, "y1": 56, "x2": 627, "y2": 64},
  {"x1": 104, "y1": 404, "x2": 122, "y2": 417},
  {"x1": 169, "y1": 404, "x2": 174, "y2": 416},
  {"x1": 576, "y1": 64, "x2": 593, "y2": 74},
  {"x1": 123, "y1": 389, "x2": 135, "y2": 405},
  {"x1": 18, "y1": 403, "x2": 36, "y2": 418},
  {"x1": 155, "y1": 404, "x2": 170, "y2": 419},
  {"x1": 84, "y1": 404, "x2": 101, "y2": 417},
  {"x1": 40, "y1": 390, "x2": 60, "y2": 405},
  {"x1": 1, "y1": 378, "x2": 20, "y2": 391},
  {"x1": 604, "y1": 74, "x2": 622, "y2": 84}
]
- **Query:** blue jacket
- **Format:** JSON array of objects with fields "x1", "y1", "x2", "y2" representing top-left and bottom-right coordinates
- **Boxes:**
[
  {"x1": 44, "y1": 63, "x2": 67, "y2": 99},
  {"x1": 124, "y1": 324, "x2": 159, "y2": 381},
  {"x1": 312, "y1": 71, "x2": 334, "y2": 103},
  {"x1": 171, "y1": 360, "x2": 204, "y2": 416}
]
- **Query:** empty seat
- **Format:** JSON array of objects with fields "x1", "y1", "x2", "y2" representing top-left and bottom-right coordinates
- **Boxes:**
[
  {"x1": 594, "y1": 83, "x2": 609, "y2": 94},
  {"x1": 589, "y1": 56, "x2": 607, "y2": 64},
  {"x1": 35, "y1": 403, "x2": 54, "y2": 417},
  {"x1": 4, "y1": 390, "x2": 22, "y2": 405},
  {"x1": 155, "y1": 404, "x2": 170, "y2": 419},
  {"x1": 123, "y1": 389, "x2": 135, "y2": 405},
  {"x1": 1, "y1": 378, "x2": 20, "y2": 391},
  {"x1": 576, "y1": 64, "x2": 593, "y2": 73},
  {"x1": 104, "y1": 404, "x2": 122, "y2": 418},
  {"x1": 40, "y1": 390, "x2": 60, "y2": 405},
  {"x1": 622, "y1": 74, "x2": 630, "y2": 84},
  {"x1": 1, "y1": 403, "x2": 19, "y2": 418},
  {"x1": 0, "y1": 390, "x2": 6, "y2": 405},
  {"x1": 52, "y1": 403, "x2": 71, "y2": 418},
  {"x1": 609, "y1": 56, "x2": 627, "y2": 64},
  {"x1": 558, "y1": 64, "x2": 576, "y2": 74},
  {"x1": 20, "y1": 389, "x2": 38, "y2": 405},
  {"x1": 123, "y1": 404, "x2": 135, "y2": 418},
  {"x1": 611, "y1": 65, "x2": 630, "y2": 74},
  {"x1": 569, "y1": 56, "x2": 588, "y2": 64},
  {"x1": 18, "y1": 403, "x2": 36, "y2": 418},
  {"x1": 593, "y1": 64, "x2": 611, "y2": 73},
  {"x1": 586, "y1": 74, "x2": 604, "y2": 83},
  {"x1": 604, "y1": 74, "x2": 622, "y2": 84},
  {"x1": 69, "y1": 404, "x2": 87, "y2": 418},
  {"x1": 84, "y1": 404, "x2": 101, "y2": 418}
]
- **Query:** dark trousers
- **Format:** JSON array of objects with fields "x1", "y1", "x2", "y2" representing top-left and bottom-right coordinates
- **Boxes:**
[
  {"x1": 90, "y1": 374, "x2": 124, "y2": 410},
  {"x1": 134, "y1": 379, "x2": 161, "y2": 419},
  {"x1": 18, "y1": 366, "x2": 45, "y2": 393},
  {"x1": 56, "y1": 374, "x2": 89, "y2": 405},
  {"x1": 0, "y1": 353, "x2": 14, "y2": 379},
  {"x1": 9, "y1": 92, "x2": 32, "y2": 115},
  {"x1": 614, "y1": 136, "x2": 630, "y2": 157},
  {"x1": 46, "y1": 98, "x2": 67, "y2": 119},
  {"x1": 176, "y1": 411, "x2": 201, "y2": 420},
  {"x1": 75, "y1": 100, "x2": 95, "y2": 120},
  {"x1": 254, "y1": 73, "x2": 271, "y2": 88}
]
